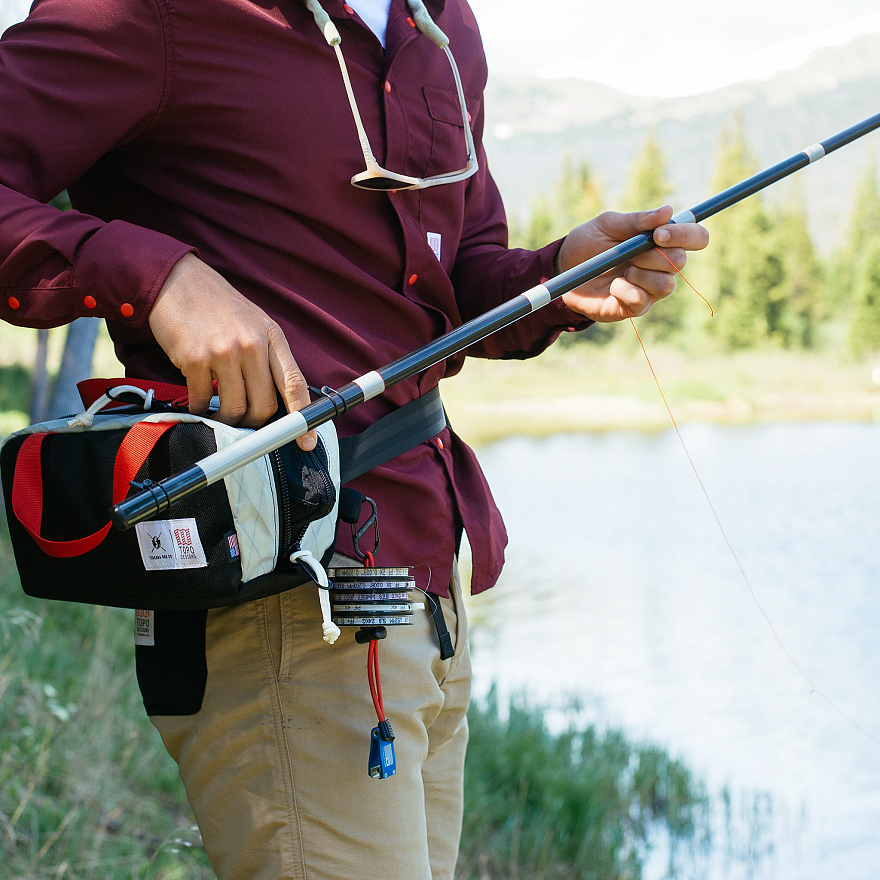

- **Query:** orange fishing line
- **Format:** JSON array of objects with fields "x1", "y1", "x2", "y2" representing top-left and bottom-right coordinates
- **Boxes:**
[
  {"x1": 654, "y1": 247, "x2": 714, "y2": 316},
  {"x1": 625, "y1": 269, "x2": 880, "y2": 746}
]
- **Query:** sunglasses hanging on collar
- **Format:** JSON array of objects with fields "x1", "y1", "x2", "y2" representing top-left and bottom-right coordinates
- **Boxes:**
[{"x1": 304, "y1": 0, "x2": 479, "y2": 190}]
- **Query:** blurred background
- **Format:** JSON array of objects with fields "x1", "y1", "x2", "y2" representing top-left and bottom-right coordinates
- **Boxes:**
[{"x1": 1, "y1": 0, "x2": 879, "y2": 877}]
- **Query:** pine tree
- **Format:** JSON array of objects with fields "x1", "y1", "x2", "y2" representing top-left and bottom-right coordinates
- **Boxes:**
[
  {"x1": 831, "y1": 162, "x2": 880, "y2": 309},
  {"x1": 848, "y1": 238, "x2": 880, "y2": 356},
  {"x1": 509, "y1": 156, "x2": 603, "y2": 252},
  {"x1": 510, "y1": 196, "x2": 556, "y2": 251},
  {"x1": 771, "y1": 185, "x2": 822, "y2": 348},
  {"x1": 556, "y1": 154, "x2": 603, "y2": 234},
  {"x1": 701, "y1": 120, "x2": 783, "y2": 350},
  {"x1": 622, "y1": 133, "x2": 674, "y2": 213},
  {"x1": 620, "y1": 133, "x2": 683, "y2": 341},
  {"x1": 510, "y1": 155, "x2": 604, "y2": 252}
]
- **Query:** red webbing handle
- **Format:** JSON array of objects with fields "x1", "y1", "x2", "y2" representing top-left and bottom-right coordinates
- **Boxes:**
[
  {"x1": 11, "y1": 421, "x2": 176, "y2": 558},
  {"x1": 76, "y1": 377, "x2": 190, "y2": 411}
]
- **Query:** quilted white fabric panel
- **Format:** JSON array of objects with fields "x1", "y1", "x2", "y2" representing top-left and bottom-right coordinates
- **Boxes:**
[{"x1": 212, "y1": 420, "x2": 339, "y2": 581}]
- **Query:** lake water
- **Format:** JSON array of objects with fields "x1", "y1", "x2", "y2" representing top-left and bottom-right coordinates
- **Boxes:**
[{"x1": 462, "y1": 422, "x2": 880, "y2": 879}]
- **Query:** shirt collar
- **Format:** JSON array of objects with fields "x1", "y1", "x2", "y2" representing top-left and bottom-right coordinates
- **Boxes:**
[{"x1": 316, "y1": 0, "x2": 447, "y2": 22}]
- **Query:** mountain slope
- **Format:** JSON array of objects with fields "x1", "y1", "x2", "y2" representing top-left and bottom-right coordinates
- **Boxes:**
[{"x1": 484, "y1": 32, "x2": 880, "y2": 251}]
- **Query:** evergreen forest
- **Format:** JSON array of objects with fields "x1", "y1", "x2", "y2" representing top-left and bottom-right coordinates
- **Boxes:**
[{"x1": 511, "y1": 120, "x2": 880, "y2": 360}]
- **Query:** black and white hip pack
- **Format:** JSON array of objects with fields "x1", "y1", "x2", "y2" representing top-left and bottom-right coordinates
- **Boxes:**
[{"x1": 0, "y1": 378, "x2": 446, "y2": 615}]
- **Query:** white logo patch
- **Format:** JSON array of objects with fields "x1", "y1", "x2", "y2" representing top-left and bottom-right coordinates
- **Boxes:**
[
  {"x1": 134, "y1": 609, "x2": 155, "y2": 646},
  {"x1": 427, "y1": 231, "x2": 442, "y2": 260},
  {"x1": 136, "y1": 518, "x2": 208, "y2": 571}
]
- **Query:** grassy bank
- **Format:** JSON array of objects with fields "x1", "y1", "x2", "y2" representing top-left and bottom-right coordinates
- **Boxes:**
[
  {"x1": 460, "y1": 690, "x2": 712, "y2": 880},
  {"x1": 0, "y1": 514, "x2": 756, "y2": 880},
  {"x1": 441, "y1": 344, "x2": 880, "y2": 445},
  {"x1": 0, "y1": 521, "x2": 213, "y2": 880},
  {"x1": 3, "y1": 322, "x2": 878, "y2": 446}
]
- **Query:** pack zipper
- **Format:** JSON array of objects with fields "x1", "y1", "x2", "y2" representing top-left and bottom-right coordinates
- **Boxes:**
[
  {"x1": 272, "y1": 447, "x2": 293, "y2": 562},
  {"x1": 270, "y1": 438, "x2": 336, "y2": 566}
]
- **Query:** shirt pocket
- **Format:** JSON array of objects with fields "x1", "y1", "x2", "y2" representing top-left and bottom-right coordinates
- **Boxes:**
[{"x1": 421, "y1": 86, "x2": 470, "y2": 179}]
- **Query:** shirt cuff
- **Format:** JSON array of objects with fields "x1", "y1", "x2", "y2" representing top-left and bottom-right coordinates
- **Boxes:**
[
  {"x1": 73, "y1": 219, "x2": 197, "y2": 326},
  {"x1": 529, "y1": 237, "x2": 593, "y2": 334}
]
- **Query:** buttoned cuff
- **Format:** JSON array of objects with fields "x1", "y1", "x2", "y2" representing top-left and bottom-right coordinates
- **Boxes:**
[
  {"x1": 73, "y1": 219, "x2": 197, "y2": 326},
  {"x1": 526, "y1": 237, "x2": 594, "y2": 334}
]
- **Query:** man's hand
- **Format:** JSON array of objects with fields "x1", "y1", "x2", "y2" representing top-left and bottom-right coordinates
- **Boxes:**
[
  {"x1": 148, "y1": 253, "x2": 317, "y2": 449},
  {"x1": 558, "y1": 206, "x2": 709, "y2": 322}
]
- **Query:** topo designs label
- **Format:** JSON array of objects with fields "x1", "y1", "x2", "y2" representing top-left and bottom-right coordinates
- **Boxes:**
[
  {"x1": 426, "y1": 231, "x2": 442, "y2": 260},
  {"x1": 134, "y1": 609, "x2": 155, "y2": 646},
  {"x1": 135, "y1": 518, "x2": 208, "y2": 571}
]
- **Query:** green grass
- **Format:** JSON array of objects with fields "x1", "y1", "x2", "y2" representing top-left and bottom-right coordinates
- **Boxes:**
[
  {"x1": 0, "y1": 517, "x2": 214, "y2": 880},
  {"x1": 460, "y1": 689, "x2": 711, "y2": 880},
  {"x1": 441, "y1": 343, "x2": 880, "y2": 444},
  {"x1": 0, "y1": 363, "x2": 31, "y2": 414}
]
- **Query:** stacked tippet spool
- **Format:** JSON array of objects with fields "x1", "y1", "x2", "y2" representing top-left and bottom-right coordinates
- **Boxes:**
[{"x1": 327, "y1": 567, "x2": 423, "y2": 628}]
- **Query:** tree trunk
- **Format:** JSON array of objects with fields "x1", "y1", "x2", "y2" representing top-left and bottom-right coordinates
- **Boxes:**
[
  {"x1": 47, "y1": 317, "x2": 101, "y2": 418},
  {"x1": 30, "y1": 328, "x2": 50, "y2": 423}
]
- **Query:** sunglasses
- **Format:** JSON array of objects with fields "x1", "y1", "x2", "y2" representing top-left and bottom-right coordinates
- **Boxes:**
[{"x1": 306, "y1": 0, "x2": 479, "y2": 191}]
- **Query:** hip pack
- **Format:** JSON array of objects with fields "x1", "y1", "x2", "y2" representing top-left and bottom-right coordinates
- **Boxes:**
[{"x1": 1, "y1": 379, "x2": 446, "y2": 616}]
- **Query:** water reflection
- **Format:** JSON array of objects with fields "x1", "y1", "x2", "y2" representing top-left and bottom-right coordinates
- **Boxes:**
[{"x1": 464, "y1": 423, "x2": 880, "y2": 880}]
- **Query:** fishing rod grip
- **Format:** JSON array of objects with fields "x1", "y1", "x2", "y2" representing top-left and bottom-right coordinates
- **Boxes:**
[{"x1": 544, "y1": 231, "x2": 656, "y2": 298}]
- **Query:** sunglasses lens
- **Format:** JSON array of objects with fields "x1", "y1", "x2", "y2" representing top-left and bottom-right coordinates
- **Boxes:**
[{"x1": 353, "y1": 176, "x2": 408, "y2": 191}]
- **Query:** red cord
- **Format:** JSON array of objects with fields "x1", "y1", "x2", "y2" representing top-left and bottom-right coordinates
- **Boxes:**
[
  {"x1": 362, "y1": 550, "x2": 385, "y2": 722},
  {"x1": 367, "y1": 639, "x2": 384, "y2": 722}
]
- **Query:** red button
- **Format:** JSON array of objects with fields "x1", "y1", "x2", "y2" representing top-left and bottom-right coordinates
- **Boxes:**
[
  {"x1": 384, "y1": 81, "x2": 392, "y2": 93},
  {"x1": 436, "y1": 437, "x2": 444, "y2": 450},
  {"x1": 406, "y1": 16, "x2": 415, "y2": 27},
  {"x1": 408, "y1": 274, "x2": 418, "y2": 285},
  {"x1": 343, "y1": 3, "x2": 354, "y2": 12},
  {"x1": 83, "y1": 295, "x2": 97, "y2": 309},
  {"x1": 8, "y1": 296, "x2": 20, "y2": 310},
  {"x1": 120, "y1": 303, "x2": 134, "y2": 318}
]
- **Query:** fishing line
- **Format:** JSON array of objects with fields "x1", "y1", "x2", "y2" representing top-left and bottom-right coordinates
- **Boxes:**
[
  {"x1": 653, "y1": 247, "x2": 713, "y2": 316},
  {"x1": 629, "y1": 261, "x2": 880, "y2": 746},
  {"x1": 413, "y1": 567, "x2": 447, "y2": 639},
  {"x1": 411, "y1": 562, "x2": 433, "y2": 594}
]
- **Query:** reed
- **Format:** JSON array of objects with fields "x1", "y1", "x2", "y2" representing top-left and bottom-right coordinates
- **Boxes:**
[{"x1": 458, "y1": 688, "x2": 711, "y2": 880}]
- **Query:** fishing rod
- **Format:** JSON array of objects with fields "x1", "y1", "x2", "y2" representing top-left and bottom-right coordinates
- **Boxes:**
[{"x1": 112, "y1": 110, "x2": 880, "y2": 531}]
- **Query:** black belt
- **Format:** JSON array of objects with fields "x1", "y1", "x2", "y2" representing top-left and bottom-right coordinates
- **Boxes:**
[
  {"x1": 336, "y1": 386, "x2": 454, "y2": 659},
  {"x1": 338, "y1": 386, "x2": 447, "y2": 484}
]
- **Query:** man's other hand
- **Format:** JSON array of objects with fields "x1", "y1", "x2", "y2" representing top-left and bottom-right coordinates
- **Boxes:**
[{"x1": 557, "y1": 206, "x2": 709, "y2": 323}]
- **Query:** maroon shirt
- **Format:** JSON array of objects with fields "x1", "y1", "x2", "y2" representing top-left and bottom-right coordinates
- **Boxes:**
[{"x1": 0, "y1": 0, "x2": 588, "y2": 594}]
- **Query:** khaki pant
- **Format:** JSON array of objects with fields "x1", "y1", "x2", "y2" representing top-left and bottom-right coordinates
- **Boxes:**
[{"x1": 147, "y1": 560, "x2": 471, "y2": 880}]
